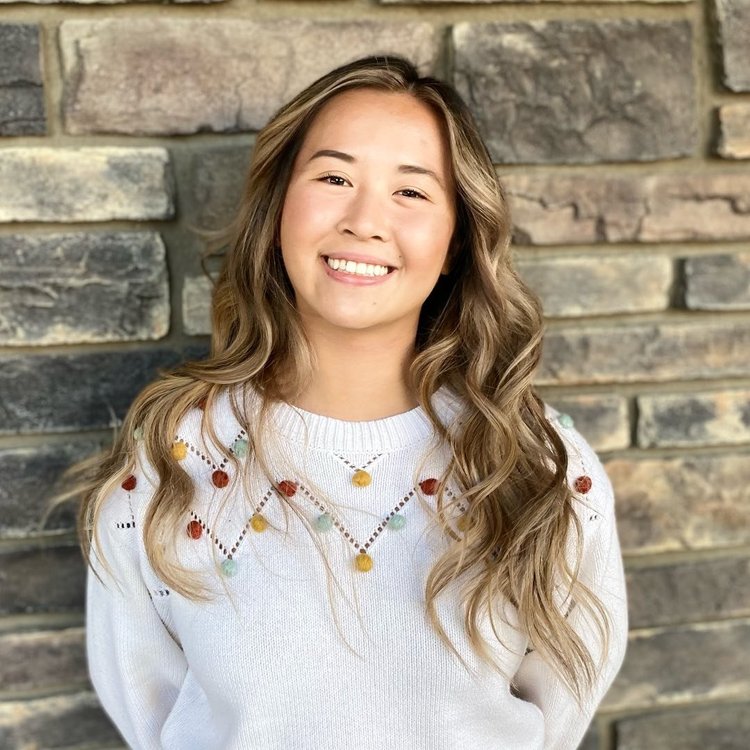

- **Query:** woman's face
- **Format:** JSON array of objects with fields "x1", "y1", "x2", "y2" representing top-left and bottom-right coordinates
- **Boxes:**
[{"x1": 279, "y1": 88, "x2": 456, "y2": 340}]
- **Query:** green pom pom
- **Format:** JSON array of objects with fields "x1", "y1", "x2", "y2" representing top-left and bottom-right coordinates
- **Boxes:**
[
  {"x1": 387, "y1": 513, "x2": 406, "y2": 530},
  {"x1": 221, "y1": 559, "x2": 237, "y2": 577},
  {"x1": 558, "y1": 413, "x2": 575, "y2": 428},
  {"x1": 315, "y1": 513, "x2": 333, "y2": 532}
]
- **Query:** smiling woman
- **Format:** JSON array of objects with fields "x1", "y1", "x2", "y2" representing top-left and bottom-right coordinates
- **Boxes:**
[{"x1": 55, "y1": 54, "x2": 628, "y2": 750}]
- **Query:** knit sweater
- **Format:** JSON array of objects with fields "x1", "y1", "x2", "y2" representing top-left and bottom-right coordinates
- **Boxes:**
[{"x1": 86, "y1": 384, "x2": 628, "y2": 750}]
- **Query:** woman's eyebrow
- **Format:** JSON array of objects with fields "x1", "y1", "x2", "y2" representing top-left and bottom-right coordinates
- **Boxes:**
[{"x1": 307, "y1": 149, "x2": 446, "y2": 190}]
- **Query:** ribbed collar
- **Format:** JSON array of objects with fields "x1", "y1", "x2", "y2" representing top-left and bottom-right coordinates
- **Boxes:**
[{"x1": 227, "y1": 383, "x2": 464, "y2": 452}]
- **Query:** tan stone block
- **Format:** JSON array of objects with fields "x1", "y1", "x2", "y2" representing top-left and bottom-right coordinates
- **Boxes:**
[
  {"x1": 183, "y1": 274, "x2": 213, "y2": 336},
  {"x1": 717, "y1": 104, "x2": 750, "y2": 158},
  {"x1": 60, "y1": 19, "x2": 439, "y2": 135},
  {"x1": 537, "y1": 392, "x2": 630, "y2": 452},
  {"x1": 538, "y1": 320, "x2": 750, "y2": 385},
  {"x1": 505, "y1": 172, "x2": 750, "y2": 245},
  {"x1": 517, "y1": 254, "x2": 672, "y2": 317},
  {"x1": 604, "y1": 453, "x2": 750, "y2": 553},
  {"x1": 684, "y1": 251, "x2": 750, "y2": 310},
  {"x1": 638, "y1": 389, "x2": 750, "y2": 447},
  {"x1": 0, "y1": 628, "x2": 85, "y2": 692},
  {"x1": 605, "y1": 619, "x2": 750, "y2": 710},
  {"x1": 0, "y1": 147, "x2": 173, "y2": 222}
]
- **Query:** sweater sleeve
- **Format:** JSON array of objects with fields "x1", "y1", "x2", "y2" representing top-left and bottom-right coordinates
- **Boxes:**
[
  {"x1": 511, "y1": 422, "x2": 629, "y2": 750},
  {"x1": 86, "y1": 446, "x2": 188, "y2": 750}
]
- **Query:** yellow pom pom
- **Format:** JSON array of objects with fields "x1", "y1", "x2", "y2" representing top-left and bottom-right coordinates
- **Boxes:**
[
  {"x1": 171, "y1": 441, "x2": 187, "y2": 460},
  {"x1": 250, "y1": 513, "x2": 268, "y2": 532},
  {"x1": 456, "y1": 514, "x2": 471, "y2": 532},
  {"x1": 354, "y1": 552, "x2": 373, "y2": 572},
  {"x1": 352, "y1": 470, "x2": 372, "y2": 488}
]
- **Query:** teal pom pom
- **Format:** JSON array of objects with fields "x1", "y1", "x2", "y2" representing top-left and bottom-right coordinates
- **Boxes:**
[
  {"x1": 232, "y1": 438, "x2": 248, "y2": 458},
  {"x1": 387, "y1": 513, "x2": 406, "y2": 530},
  {"x1": 221, "y1": 559, "x2": 237, "y2": 577},
  {"x1": 315, "y1": 513, "x2": 333, "y2": 532},
  {"x1": 558, "y1": 413, "x2": 575, "y2": 428}
]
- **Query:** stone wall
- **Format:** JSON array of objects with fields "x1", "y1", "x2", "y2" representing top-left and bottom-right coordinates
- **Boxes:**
[{"x1": 1, "y1": 0, "x2": 749, "y2": 748}]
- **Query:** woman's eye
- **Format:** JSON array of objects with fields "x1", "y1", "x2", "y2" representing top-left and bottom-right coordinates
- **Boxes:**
[
  {"x1": 320, "y1": 173, "x2": 347, "y2": 187},
  {"x1": 400, "y1": 188, "x2": 427, "y2": 200}
]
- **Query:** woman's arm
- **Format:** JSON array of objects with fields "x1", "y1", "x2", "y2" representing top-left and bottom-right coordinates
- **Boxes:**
[
  {"x1": 512, "y1": 422, "x2": 629, "y2": 750},
  {"x1": 86, "y1": 449, "x2": 188, "y2": 750}
]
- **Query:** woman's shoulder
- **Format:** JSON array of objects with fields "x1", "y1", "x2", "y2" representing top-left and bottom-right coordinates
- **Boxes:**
[{"x1": 542, "y1": 402, "x2": 616, "y2": 518}]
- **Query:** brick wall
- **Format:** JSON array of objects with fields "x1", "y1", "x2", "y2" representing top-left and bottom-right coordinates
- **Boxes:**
[{"x1": 1, "y1": 1, "x2": 749, "y2": 748}]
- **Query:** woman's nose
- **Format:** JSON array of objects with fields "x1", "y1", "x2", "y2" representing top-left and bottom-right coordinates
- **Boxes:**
[{"x1": 337, "y1": 186, "x2": 390, "y2": 241}]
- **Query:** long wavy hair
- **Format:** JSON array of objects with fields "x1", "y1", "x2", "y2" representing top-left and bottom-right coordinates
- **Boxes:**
[{"x1": 49, "y1": 54, "x2": 611, "y2": 709}]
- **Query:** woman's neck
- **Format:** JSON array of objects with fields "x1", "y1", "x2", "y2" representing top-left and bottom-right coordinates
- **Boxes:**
[{"x1": 287, "y1": 324, "x2": 419, "y2": 421}]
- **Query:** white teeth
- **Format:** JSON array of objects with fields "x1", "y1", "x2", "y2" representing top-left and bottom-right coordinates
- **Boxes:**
[{"x1": 326, "y1": 257, "x2": 390, "y2": 277}]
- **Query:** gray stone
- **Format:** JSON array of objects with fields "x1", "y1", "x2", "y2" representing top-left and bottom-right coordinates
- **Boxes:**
[
  {"x1": 517, "y1": 254, "x2": 672, "y2": 316},
  {"x1": 504, "y1": 172, "x2": 750, "y2": 245},
  {"x1": 538, "y1": 320, "x2": 750, "y2": 385},
  {"x1": 715, "y1": 0, "x2": 750, "y2": 91},
  {"x1": 453, "y1": 20, "x2": 696, "y2": 164},
  {"x1": 616, "y1": 701, "x2": 750, "y2": 750},
  {"x1": 60, "y1": 19, "x2": 440, "y2": 135},
  {"x1": 0, "y1": 440, "x2": 101, "y2": 536},
  {"x1": 717, "y1": 103, "x2": 750, "y2": 158},
  {"x1": 0, "y1": 693, "x2": 121, "y2": 749},
  {"x1": 605, "y1": 453, "x2": 750, "y2": 553},
  {"x1": 638, "y1": 389, "x2": 750, "y2": 447},
  {"x1": 539, "y1": 393, "x2": 630, "y2": 452},
  {"x1": 626, "y1": 556, "x2": 750, "y2": 628},
  {"x1": 0, "y1": 232, "x2": 170, "y2": 345},
  {"x1": 0, "y1": 24, "x2": 45, "y2": 136},
  {"x1": 684, "y1": 252, "x2": 750, "y2": 310},
  {"x1": 0, "y1": 628, "x2": 86, "y2": 692},
  {"x1": 604, "y1": 619, "x2": 750, "y2": 710},
  {"x1": 182, "y1": 143, "x2": 252, "y2": 231},
  {"x1": 0, "y1": 345, "x2": 208, "y2": 435},
  {"x1": 183, "y1": 274, "x2": 213, "y2": 336},
  {"x1": 0, "y1": 147, "x2": 174, "y2": 222},
  {"x1": 0, "y1": 544, "x2": 85, "y2": 615}
]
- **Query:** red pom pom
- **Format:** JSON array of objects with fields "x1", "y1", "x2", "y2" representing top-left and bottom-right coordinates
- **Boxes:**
[
  {"x1": 196, "y1": 396, "x2": 207, "y2": 411},
  {"x1": 574, "y1": 475, "x2": 592, "y2": 494},
  {"x1": 212, "y1": 470, "x2": 229, "y2": 488},
  {"x1": 187, "y1": 520, "x2": 202, "y2": 539},
  {"x1": 121, "y1": 475, "x2": 137, "y2": 491},
  {"x1": 277, "y1": 480, "x2": 297, "y2": 497},
  {"x1": 419, "y1": 478, "x2": 440, "y2": 495}
]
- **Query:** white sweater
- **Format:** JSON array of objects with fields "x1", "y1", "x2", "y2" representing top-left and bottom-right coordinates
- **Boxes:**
[{"x1": 86, "y1": 384, "x2": 628, "y2": 750}]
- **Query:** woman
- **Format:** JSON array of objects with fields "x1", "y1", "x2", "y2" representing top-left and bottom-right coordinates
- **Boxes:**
[{"x1": 61, "y1": 54, "x2": 628, "y2": 749}]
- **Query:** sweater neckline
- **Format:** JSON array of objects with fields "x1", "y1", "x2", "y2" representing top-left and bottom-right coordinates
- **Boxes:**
[{"x1": 232, "y1": 383, "x2": 463, "y2": 452}]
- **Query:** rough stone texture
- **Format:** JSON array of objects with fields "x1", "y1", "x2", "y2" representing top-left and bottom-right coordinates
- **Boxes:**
[
  {"x1": 538, "y1": 320, "x2": 750, "y2": 385},
  {"x1": 0, "y1": 440, "x2": 101, "y2": 537},
  {"x1": 683, "y1": 251, "x2": 750, "y2": 310},
  {"x1": 539, "y1": 393, "x2": 630, "y2": 452},
  {"x1": 0, "y1": 232, "x2": 170, "y2": 345},
  {"x1": 0, "y1": 628, "x2": 86, "y2": 693},
  {"x1": 616, "y1": 702, "x2": 750, "y2": 750},
  {"x1": 0, "y1": 148, "x2": 174, "y2": 223},
  {"x1": 182, "y1": 143, "x2": 252, "y2": 231},
  {"x1": 0, "y1": 24, "x2": 45, "y2": 136},
  {"x1": 0, "y1": 345, "x2": 208, "y2": 435},
  {"x1": 637, "y1": 389, "x2": 750, "y2": 448},
  {"x1": 0, "y1": 544, "x2": 85, "y2": 615},
  {"x1": 183, "y1": 274, "x2": 213, "y2": 336},
  {"x1": 604, "y1": 619, "x2": 750, "y2": 710},
  {"x1": 715, "y1": 0, "x2": 750, "y2": 91},
  {"x1": 604, "y1": 453, "x2": 750, "y2": 554},
  {"x1": 626, "y1": 556, "x2": 750, "y2": 628},
  {"x1": 0, "y1": 693, "x2": 121, "y2": 749},
  {"x1": 516, "y1": 254, "x2": 672, "y2": 317},
  {"x1": 504, "y1": 172, "x2": 750, "y2": 245},
  {"x1": 453, "y1": 20, "x2": 695, "y2": 164},
  {"x1": 60, "y1": 19, "x2": 440, "y2": 135},
  {"x1": 717, "y1": 103, "x2": 750, "y2": 158}
]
